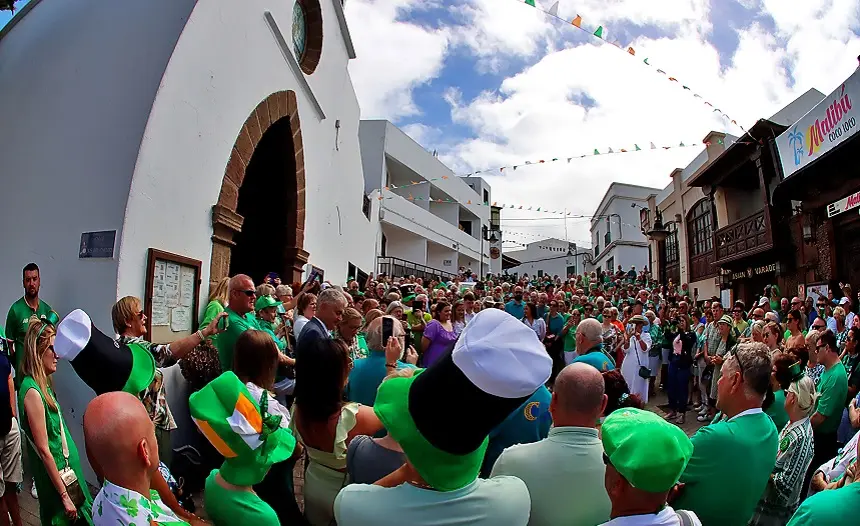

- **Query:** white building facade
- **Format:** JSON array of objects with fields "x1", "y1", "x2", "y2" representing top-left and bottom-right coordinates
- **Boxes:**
[
  {"x1": 504, "y1": 238, "x2": 591, "y2": 280},
  {"x1": 0, "y1": 0, "x2": 377, "y2": 481},
  {"x1": 359, "y1": 120, "x2": 494, "y2": 279},
  {"x1": 590, "y1": 183, "x2": 660, "y2": 274}
]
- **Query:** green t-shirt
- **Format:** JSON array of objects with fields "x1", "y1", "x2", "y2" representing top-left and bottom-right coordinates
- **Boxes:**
[
  {"x1": 786, "y1": 481, "x2": 860, "y2": 526},
  {"x1": 675, "y1": 411, "x2": 778, "y2": 525},
  {"x1": 5, "y1": 296, "x2": 53, "y2": 377},
  {"x1": 815, "y1": 361, "x2": 849, "y2": 433},
  {"x1": 204, "y1": 470, "x2": 279, "y2": 525},
  {"x1": 563, "y1": 319, "x2": 577, "y2": 353},
  {"x1": 257, "y1": 319, "x2": 287, "y2": 352},
  {"x1": 215, "y1": 308, "x2": 260, "y2": 372},
  {"x1": 765, "y1": 389, "x2": 789, "y2": 432}
]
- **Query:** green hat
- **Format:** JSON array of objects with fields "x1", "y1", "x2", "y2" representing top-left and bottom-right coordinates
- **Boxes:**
[
  {"x1": 190, "y1": 372, "x2": 296, "y2": 486},
  {"x1": 602, "y1": 408, "x2": 693, "y2": 493},
  {"x1": 55, "y1": 309, "x2": 156, "y2": 396},
  {"x1": 788, "y1": 361, "x2": 805, "y2": 382},
  {"x1": 374, "y1": 309, "x2": 552, "y2": 492},
  {"x1": 718, "y1": 314, "x2": 733, "y2": 325},
  {"x1": 254, "y1": 295, "x2": 280, "y2": 311}
]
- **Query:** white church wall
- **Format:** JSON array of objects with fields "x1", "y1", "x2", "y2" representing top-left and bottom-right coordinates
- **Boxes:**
[{"x1": 0, "y1": 0, "x2": 198, "y2": 484}]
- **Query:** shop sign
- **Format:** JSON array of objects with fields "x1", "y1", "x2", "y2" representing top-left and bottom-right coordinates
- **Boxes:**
[
  {"x1": 79, "y1": 230, "x2": 116, "y2": 259},
  {"x1": 777, "y1": 69, "x2": 859, "y2": 179},
  {"x1": 729, "y1": 263, "x2": 778, "y2": 281},
  {"x1": 826, "y1": 189, "x2": 860, "y2": 218}
]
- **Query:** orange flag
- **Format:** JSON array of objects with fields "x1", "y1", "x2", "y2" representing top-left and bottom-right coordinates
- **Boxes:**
[
  {"x1": 571, "y1": 15, "x2": 582, "y2": 27},
  {"x1": 627, "y1": 47, "x2": 635, "y2": 55}
]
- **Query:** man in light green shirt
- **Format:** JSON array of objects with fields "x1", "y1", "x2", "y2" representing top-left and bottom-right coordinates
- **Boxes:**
[
  {"x1": 808, "y1": 330, "x2": 849, "y2": 493},
  {"x1": 5, "y1": 263, "x2": 53, "y2": 383},
  {"x1": 491, "y1": 363, "x2": 611, "y2": 526}
]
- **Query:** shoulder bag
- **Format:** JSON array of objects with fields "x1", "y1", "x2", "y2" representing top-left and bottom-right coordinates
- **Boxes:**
[
  {"x1": 633, "y1": 337, "x2": 651, "y2": 379},
  {"x1": 56, "y1": 407, "x2": 86, "y2": 508}
]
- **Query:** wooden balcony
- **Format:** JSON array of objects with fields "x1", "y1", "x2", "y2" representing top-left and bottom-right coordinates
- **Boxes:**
[
  {"x1": 714, "y1": 206, "x2": 773, "y2": 266},
  {"x1": 689, "y1": 250, "x2": 718, "y2": 282}
]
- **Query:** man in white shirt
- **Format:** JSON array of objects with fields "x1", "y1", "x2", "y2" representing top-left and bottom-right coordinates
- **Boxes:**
[
  {"x1": 600, "y1": 408, "x2": 700, "y2": 526},
  {"x1": 491, "y1": 363, "x2": 611, "y2": 525}
]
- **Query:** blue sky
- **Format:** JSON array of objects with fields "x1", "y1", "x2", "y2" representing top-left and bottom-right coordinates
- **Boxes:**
[{"x1": 4, "y1": 1, "x2": 858, "y2": 247}]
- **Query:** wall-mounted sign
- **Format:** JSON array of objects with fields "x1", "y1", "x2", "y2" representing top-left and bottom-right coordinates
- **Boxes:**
[
  {"x1": 79, "y1": 230, "x2": 116, "y2": 259},
  {"x1": 443, "y1": 259, "x2": 453, "y2": 267},
  {"x1": 826, "y1": 189, "x2": 860, "y2": 218},
  {"x1": 729, "y1": 263, "x2": 778, "y2": 281},
  {"x1": 777, "y1": 68, "x2": 859, "y2": 179}
]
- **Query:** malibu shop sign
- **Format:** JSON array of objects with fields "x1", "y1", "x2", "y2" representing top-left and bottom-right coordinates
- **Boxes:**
[{"x1": 777, "y1": 69, "x2": 859, "y2": 179}]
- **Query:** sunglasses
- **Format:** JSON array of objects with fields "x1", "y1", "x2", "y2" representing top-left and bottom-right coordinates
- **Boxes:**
[
  {"x1": 44, "y1": 345, "x2": 58, "y2": 358},
  {"x1": 137, "y1": 310, "x2": 146, "y2": 319},
  {"x1": 812, "y1": 324, "x2": 826, "y2": 329},
  {"x1": 239, "y1": 289, "x2": 256, "y2": 297}
]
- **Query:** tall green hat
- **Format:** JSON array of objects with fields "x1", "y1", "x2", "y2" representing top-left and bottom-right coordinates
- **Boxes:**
[
  {"x1": 373, "y1": 309, "x2": 552, "y2": 492},
  {"x1": 54, "y1": 309, "x2": 155, "y2": 396},
  {"x1": 602, "y1": 408, "x2": 693, "y2": 493},
  {"x1": 190, "y1": 372, "x2": 295, "y2": 486},
  {"x1": 788, "y1": 361, "x2": 805, "y2": 383}
]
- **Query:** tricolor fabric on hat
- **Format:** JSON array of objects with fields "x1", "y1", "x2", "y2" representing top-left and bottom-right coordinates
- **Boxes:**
[
  {"x1": 628, "y1": 314, "x2": 647, "y2": 324},
  {"x1": 602, "y1": 408, "x2": 693, "y2": 493},
  {"x1": 718, "y1": 314, "x2": 733, "y2": 326},
  {"x1": 54, "y1": 309, "x2": 155, "y2": 396},
  {"x1": 190, "y1": 372, "x2": 295, "y2": 486},
  {"x1": 373, "y1": 309, "x2": 552, "y2": 492}
]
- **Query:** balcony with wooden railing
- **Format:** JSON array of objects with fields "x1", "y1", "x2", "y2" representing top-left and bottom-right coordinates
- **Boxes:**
[
  {"x1": 689, "y1": 250, "x2": 718, "y2": 282},
  {"x1": 713, "y1": 206, "x2": 773, "y2": 266}
]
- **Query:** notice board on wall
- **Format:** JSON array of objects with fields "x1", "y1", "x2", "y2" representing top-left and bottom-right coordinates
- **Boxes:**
[{"x1": 144, "y1": 249, "x2": 202, "y2": 344}]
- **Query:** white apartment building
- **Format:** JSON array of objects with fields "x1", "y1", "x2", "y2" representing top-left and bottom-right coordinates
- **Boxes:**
[
  {"x1": 504, "y1": 238, "x2": 591, "y2": 280},
  {"x1": 359, "y1": 120, "x2": 496, "y2": 279},
  {"x1": 590, "y1": 183, "x2": 661, "y2": 274}
]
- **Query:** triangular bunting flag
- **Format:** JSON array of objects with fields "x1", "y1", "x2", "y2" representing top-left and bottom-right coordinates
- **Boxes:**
[
  {"x1": 628, "y1": 47, "x2": 635, "y2": 55},
  {"x1": 594, "y1": 26, "x2": 604, "y2": 38},
  {"x1": 634, "y1": 144, "x2": 641, "y2": 151},
  {"x1": 539, "y1": 160, "x2": 545, "y2": 163},
  {"x1": 467, "y1": 200, "x2": 472, "y2": 204},
  {"x1": 644, "y1": 58, "x2": 650, "y2": 65},
  {"x1": 548, "y1": 1, "x2": 559, "y2": 16},
  {"x1": 552, "y1": 158, "x2": 558, "y2": 161},
  {"x1": 528, "y1": 206, "x2": 533, "y2": 211},
  {"x1": 513, "y1": 166, "x2": 518, "y2": 170},
  {"x1": 657, "y1": 69, "x2": 666, "y2": 74},
  {"x1": 718, "y1": 139, "x2": 724, "y2": 145},
  {"x1": 500, "y1": 167, "x2": 505, "y2": 172},
  {"x1": 680, "y1": 141, "x2": 685, "y2": 146},
  {"x1": 518, "y1": 206, "x2": 523, "y2": 209},
  {"x1": 525, "y1": 0, "x2": 536, "y2": 6},
  {"x1": 731, "y1": 120, "x2": 737, "y2": 125},
  {"x1": 620, "y1": 148, "x2": 627, "y2": 152},
  {"x1": 668, "y1": 77, "x2": 678, "y2": 82},
  {"x1": 650, "y1": 142, "x2": 657, "y2": 149},
  {"x1": 567, "y1": 158, "x2": 572, "y2": 163},
  {"x1": 682, "y1": 86, "x2": 690, "y2": 90},
  {"x1": 608, "y1": 147, "x2": 614, "y2": 153},
  {"x1": 441, "y1": 175, "x2": 449, "y2": 179},
  {"x1": 594, "y1": 149, "x2": 600, "y2": 155},
  {"x1": 571, "y1": 15, "x2": 582, "y2": 27},
  {"x1": 525, "y1": 161, "x2": 532, "y2": 165},
  {"x1": 693, "y1": 94, "x2": 702, "y2": 98}
]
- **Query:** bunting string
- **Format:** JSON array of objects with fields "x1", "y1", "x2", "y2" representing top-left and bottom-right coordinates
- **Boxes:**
[
  {"x1": 459, "y1": 137, "x2": 725, "y2": 177},
  {"x1": 517, "y1": 0, "x2": 747, "y2": 133}
]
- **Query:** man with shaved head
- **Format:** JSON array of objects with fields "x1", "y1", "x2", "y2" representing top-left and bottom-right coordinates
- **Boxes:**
[
  {"x1": 491, "y1": 363, "x2": 611, "y2": 525},
  {"x1": 85, "y1": 392, "x2": 199, "y2": 525},
  {"x1": 215, "y1": 274, "x2": 259, "y2": 371}
]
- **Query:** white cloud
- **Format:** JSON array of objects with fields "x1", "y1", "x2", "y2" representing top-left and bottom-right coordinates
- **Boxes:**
[
  {"x1": 344, "y1": 0, "x2": 860, "y2": 246},
  {"x1": 345, "y1": 0, "x2": 450, "y2": 120}
]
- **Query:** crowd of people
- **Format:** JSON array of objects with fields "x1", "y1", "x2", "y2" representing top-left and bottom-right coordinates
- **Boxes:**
[{"x1": 0, "y1": 262, "x2": 858, "y2": 525}]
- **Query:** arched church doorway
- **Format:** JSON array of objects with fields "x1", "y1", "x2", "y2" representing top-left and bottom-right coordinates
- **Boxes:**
[
  {"x1": 209, "y1": 91, "x2": 308, "y2": 292},
  {"x1": 230, "y1": 117, "x2": 296, "y2": 282}
]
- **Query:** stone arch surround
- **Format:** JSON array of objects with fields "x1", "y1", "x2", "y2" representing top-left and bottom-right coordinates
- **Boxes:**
[{"x1": 209, "y1": 90, "x2": 308, "y2": 290}]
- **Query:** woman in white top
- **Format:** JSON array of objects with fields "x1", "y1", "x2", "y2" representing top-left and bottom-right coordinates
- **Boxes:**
[
  {"x1": 522, "y1": 302, "x2": 547, "y2": 342},
  {"x1": 293, "y1": 292, "x2": 317, "y2": 339},
  {"x1": 452, "y1": 300, "x2": 467, "y2": 336},
  {"x1": 620, "y1": 314, "x2": 652, "y2": 404}
]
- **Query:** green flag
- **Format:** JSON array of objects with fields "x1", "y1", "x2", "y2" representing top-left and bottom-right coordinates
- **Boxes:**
[
  {"x1": 593, "y1": 149, "x2": 600, "y2": 155},
  {"x1": 525, "y1": 0, "x2": 536, "y2": 6},
  {"x1": 594, "y1": 26, "x2": 604, "y2": 38},
  {"x1": 634, "y1": 144, "x2": 641, "y2": 151}
]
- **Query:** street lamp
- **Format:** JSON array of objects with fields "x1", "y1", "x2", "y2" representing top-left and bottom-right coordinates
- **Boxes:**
[
  {"x1": 646, "y1": 210, "x2": 670, "y2": 242},
  {"x1": 480, "y1": 226, "x2": 499, "y2": 281}
]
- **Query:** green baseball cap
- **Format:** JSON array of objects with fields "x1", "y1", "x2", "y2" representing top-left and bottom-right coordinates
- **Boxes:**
[
  {"x1": 601, "y1": 408, "x2": 693, "y2": 493},
  {"x1": 254, "y1": 295, "x2": 280, "y2": 311}
]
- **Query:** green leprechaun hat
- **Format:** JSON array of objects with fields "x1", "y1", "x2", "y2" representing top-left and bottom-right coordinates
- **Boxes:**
[
  {"x1": 373, "y1": 308, "x2": 552, "y2": 492},
  {"x1": 254, "y1": 294, "x2": 280, "y2": 311},
  {"x1": 54, "y1": 309, "x2": 155, "y2": 396},
  {"x1": 190, "y1": 372, "x2": 296, "y2": 486}
]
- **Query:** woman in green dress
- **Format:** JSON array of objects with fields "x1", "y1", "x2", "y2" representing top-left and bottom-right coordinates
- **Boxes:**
[
  {"x1": 200, "y1": 277, "x2": 230, "y2": 342},
  {"x1": 19, "y1": 317, "x2": 94, "y2": 525}
]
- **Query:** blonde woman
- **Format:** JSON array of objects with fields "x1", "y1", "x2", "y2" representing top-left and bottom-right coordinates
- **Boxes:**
[
  {"x1": 19, "y1": 317, "x2": 94, "y2": 525},
  {"x1": 750, "y1": 366, "x2": 818, "y2": 525},
  {"x1": 200, "y1": 276, "x2": 230, "y2": 340}
]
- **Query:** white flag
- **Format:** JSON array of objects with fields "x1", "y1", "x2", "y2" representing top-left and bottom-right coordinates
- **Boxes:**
[{"x1": 547, "y1": 1, "x2": 560, "y2": 16}]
